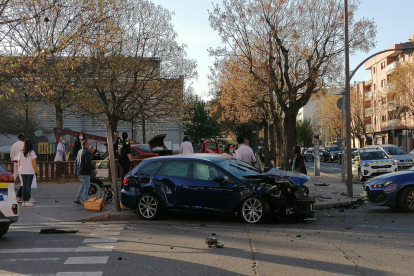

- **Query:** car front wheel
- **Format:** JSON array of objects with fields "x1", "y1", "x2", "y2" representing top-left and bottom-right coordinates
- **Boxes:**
[
  {"x1": 397, "y1": 187, "x2": 414, "y2": 213},
  {"x1": 240, "y1": 196, "x2": 270, "y2": 224},
  {"x1": 138, "y1": 193, "x2": 160, "y2": 220},
  {"x1": 0, "y1": 224, "x2": 10, "y2": 238}
]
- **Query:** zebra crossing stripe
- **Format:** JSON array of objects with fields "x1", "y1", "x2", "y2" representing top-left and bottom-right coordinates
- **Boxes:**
[
  {"x1": 64, "y1": 256, "x2": 109, "y2": 265},
  {"x1": 82, "y1": 238, "x2": 118, "y2": 243},
  {"x1": 89, "y1": 231, "x2": 120, "y2": 236},
  {"x1": 0, "y1": 257, "x2": 60, "y2": 262},
  {"x1": 0, "y1": 246, "x2": 113, "y2": 254},
  {"x1": 56, "y1": 273, "x2": 103, "y2": 276}
]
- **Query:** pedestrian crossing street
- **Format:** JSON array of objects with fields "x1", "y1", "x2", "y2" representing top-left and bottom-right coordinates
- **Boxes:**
[{"x1": 0, "y1": 222, "x2": 126, "y2": 276}]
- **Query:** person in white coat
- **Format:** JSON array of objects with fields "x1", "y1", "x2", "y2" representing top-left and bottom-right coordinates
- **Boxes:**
[
  {"x1": 179, "y1": 137, "x2": 193, "y2": 154},
  {"x1": 11, "y1": 133, "x2": 25, "y2": 202},
  {"x1": 54, "y1": 136, "x2": 68, "y2": 162}
]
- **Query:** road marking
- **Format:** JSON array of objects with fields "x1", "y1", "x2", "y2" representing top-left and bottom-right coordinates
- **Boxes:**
[
  {"x1": 64, "y1": 256, "x2": 109, "y2": 265},
  {"x1": 0, "y1": 257, "x2": 60, "y2": 262},
  {"x1": 0, "y1": 246, "x2": 113, "y2": 254},
  {"x1": 82, "y1": 238, "x2": 118, "y2": 243},
  {"x1": 56, "y1": 272, "x2": 103, "y2": 276},
  {"x1": 89, "y1": 231, "x2": 120, "y2": 236},
  {"x1": 355, "y1": 224, "x2": 414, "y2": 232}
]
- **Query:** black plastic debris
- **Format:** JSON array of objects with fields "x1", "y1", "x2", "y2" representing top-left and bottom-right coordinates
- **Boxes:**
[
  {"x1": 341, "y1": 192, "x2": 347, "y2": 196},
  {"x1": 296, "y1": 235, "x2": 301, "y2": 238},
  {"x1": 55, "y1": 200, "x2": 59, "y2": 202},
  {"x1": 339, "y1": 209, "x2": 345, "y2": 212},
  {"x1": 170, "y1": 246, "x2": 174, "y2": 249},
  {"x1": 211, "y1": 233, "x2": 216, "y2": 236},
  {"x1": 40, "y1": 229, "x2": 78, "y2": 234},
  {"x1": 205, "y1": 237, "x2": 224, "y2": 248},
  {"x1": 118, "y1": 257, "x2": 123, "y2": 260},
  {"x1": 314, "y1": 183, "x2": 330, "y2": 186}
]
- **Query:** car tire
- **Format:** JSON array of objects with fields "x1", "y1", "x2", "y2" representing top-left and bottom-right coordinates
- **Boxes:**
[
  {"x1": 240, "y1": 196, "x2": 270, "y2": 224},
  {"x1": 397, "y1": 187, "x2": 414, "y2": 213},
  {"x1": 137, "y1": 193, "x2": 161, "y2": 220},
  {"x1": 358, "y1": 169, "x2": 365, "y2": 181},
  {"x1": 0, "y1": 224, "x2": 10, "y2": 238}
]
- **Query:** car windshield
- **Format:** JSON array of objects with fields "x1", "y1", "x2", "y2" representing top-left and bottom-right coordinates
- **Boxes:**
[
  {"x1": 138, "y1": 144, "x2": 152, "y2": 153},
  {"x1": 215, "y1": 159, "x2": 261, "y2": 179},
  {"x1": 328, "y1": 147, "x2": 341, "y2": 151},
  {"x1": 360, "y1": 151, "x2": 389, "y2": 160},
  {"x1": 383, "y1": 147, "x2": 407, "y2": 155}
]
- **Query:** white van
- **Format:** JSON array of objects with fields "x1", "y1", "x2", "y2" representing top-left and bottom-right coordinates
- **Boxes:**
[{"x1": 0, "y1": 163, "x2": 18, "y2": 237}]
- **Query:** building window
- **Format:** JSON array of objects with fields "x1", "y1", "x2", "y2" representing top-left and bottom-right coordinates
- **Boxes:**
[
  {"x1": 373, "y1": 67, "x2": 376, "y2": 74},
  {"x1": 373, "y1": 84, "x2": 376, "y2": 91},
  {"x1": 381, "y1": 61, "x2": 386, "y2": 69},
  {"x1": 381, "y1": 79, "x2": 385, "y2": 88},
  {"x1": 382, "y1": 115, "x2": 387, "y2": 122}
]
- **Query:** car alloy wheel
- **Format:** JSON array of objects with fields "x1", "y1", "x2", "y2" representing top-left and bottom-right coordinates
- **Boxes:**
[
  {"x1": 241, "y1": 196, "x2": 269, "y2": 224},
  {"x1": 138, "y1": 193, "x2": 160, "y2": 219},
  {"x1": 398, "y1": 187, "x2": 414, "y2": 213}
]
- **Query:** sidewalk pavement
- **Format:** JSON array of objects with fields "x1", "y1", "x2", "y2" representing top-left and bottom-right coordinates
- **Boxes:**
[{"x1": 16, "y1": 173, "x2": 364, "y2": 224}]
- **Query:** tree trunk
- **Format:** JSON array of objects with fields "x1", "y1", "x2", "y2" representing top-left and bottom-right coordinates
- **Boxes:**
[
  {"x1": 109, "y1": 119, "x2": 118, "y2": 136},
  {"x1": 268, "y1": 121, "x2": 277, "y2": 167},
  {"x1": 283, "y1": 110, "x2": 299, "y2": 170},
  {"x1": 55, "y1": 104, "x2": 63, "y2": 129},
  {"x1": 141, "y1": 116, "x2": 146, "y2": 144},
  {"x1": 275, "y1": 117, "x2": 284, "y2": 168},
  {"x1": 264, "y1": 123, "x2": 270, "y2": 167}
]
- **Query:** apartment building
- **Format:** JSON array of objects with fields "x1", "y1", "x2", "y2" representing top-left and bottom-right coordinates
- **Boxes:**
[{"x1": 352, "y1": 34, "x2": 414, "y2": 152}]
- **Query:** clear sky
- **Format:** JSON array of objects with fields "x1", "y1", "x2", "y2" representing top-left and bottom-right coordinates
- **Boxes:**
[{"x1": 152, "y1": 0, "x2": 414, "y2": 98}]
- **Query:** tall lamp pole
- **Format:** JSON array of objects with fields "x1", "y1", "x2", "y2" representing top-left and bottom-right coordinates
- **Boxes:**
[{"x1": 344, "y1": 0, "x2": 353, "y2": 197}]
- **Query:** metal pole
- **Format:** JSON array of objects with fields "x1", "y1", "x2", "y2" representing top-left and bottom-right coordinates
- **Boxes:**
[
  {"x1": 341, "y1": 93, "x2": 346, "y2": 182},
  {"x1": 344, "y1": 0, "x2": 353, "y2": 198}
]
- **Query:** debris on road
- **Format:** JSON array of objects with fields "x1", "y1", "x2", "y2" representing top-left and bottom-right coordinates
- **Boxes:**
[
  {"x1": 314, "y1": 183, "x2": 330, "y2": 186},
  {"x1": 205, "y1": 237, "x2": 224, "y2": 248},
  {"x1": 40, "y1": 229, "x2": 78, "y2": 234}
]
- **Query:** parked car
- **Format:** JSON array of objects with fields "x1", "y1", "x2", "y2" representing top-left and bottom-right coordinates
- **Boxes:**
[
  {"x1": 364, "y1": 145, "x2": 414, "y2": 169},
  {"x1": 0, "y1": 163, "x2": 18, "y2": 237},
  {"x1": 352, "y1": 149, "x2": 398, "y2": 181},
  {"x1": 410, "y1": 149, "x2": 414, "y2": 159},
  {"x1": 121, "y1": 154, "x2": 315, "y2": 224},
  {"x1": 322, "y1": 146, "x2": 341, "y2": 162},
  {"x1": 363, "y1": 167, "x2": 414, "y2": 212},
  {"x1": 338, "y1": 148, "x2": 357, "y2": 164},
  {"x1": 129, "y1": 134, "x2": 174, "y2": 160},
  {"x1": 304, "y1": 148, "x2": 323, "y2": 162},
  {"x1": 199, "y1": 141, "x2": 221, "y2": 154}
]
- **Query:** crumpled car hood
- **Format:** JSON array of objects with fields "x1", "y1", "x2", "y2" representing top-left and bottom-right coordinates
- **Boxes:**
[{"x1": 245, "y1": 169, "x2": 310, "y2": 186}]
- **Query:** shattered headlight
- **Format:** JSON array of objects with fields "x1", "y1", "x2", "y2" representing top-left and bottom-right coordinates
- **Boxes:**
[{"x1": 372, "y1": 180, "x2": 393, "y2": 189}]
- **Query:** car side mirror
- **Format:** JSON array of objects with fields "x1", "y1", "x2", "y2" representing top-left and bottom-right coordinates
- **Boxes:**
[{"x1": 213, "y1": 176, "x2": 229, "y2": 185}]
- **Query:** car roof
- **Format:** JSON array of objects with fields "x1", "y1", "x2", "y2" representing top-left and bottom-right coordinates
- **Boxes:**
[{"x1": 143, "y1": 154, "x2": 231, "y2": 163}]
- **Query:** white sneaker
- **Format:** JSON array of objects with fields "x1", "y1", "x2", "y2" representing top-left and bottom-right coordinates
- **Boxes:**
[
  {"x1": 22, "y1": 202, "x2": 26, "y2": 207},
  {"x1": 29, "y1": 198, "x2": 36, "y2": 203},
  {"x1": 24, "y1": 202, "x2": 34, "y2": 207}
]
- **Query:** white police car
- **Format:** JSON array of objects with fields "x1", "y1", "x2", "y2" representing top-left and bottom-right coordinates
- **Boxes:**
[
  {"x1": 352, "y1": 149, "x2": 398, "y2": 181},
  {"x1": 0, "y1": 163, "x2": 18, "y2": 237}
]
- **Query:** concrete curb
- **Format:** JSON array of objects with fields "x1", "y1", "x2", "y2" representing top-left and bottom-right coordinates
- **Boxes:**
[{"x1": 78, "y1": 210, "x2": 138, "y2": 222}]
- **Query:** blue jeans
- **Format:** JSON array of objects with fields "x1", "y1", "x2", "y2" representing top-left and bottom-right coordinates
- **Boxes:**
[
  {"x1": 76, "y1": 175, "x2": 90, "y2": 201},
  {"x1": 21, "y1": 174, "x2": 34, "y2": 202}
]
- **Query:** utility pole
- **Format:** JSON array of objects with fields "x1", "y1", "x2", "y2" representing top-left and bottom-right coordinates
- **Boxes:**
[
  {"x1": 344, "y1": 0, "x2": 353, "y2": 197},
  {"x1": 106, "y1": 125, "x2": 121, "y2": 211}
]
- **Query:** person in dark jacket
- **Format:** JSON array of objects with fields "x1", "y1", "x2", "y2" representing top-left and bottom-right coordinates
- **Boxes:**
[
  {"x1": 289, "y1": 146, "x2": 307, "y2": 175},
  {"x1": 74, "y1": 140, "x2": 96, "y2": 204},
  {"x1": 118, "y1": 132, "x2": 132, "y2": 179}
]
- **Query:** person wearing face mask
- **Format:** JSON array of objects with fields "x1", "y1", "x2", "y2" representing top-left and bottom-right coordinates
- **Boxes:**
[
  {"x1": 223, "y1": 143, "x2": 236, "y2": 158},
  {"x1": 54, "y1": 136, "x2": 68, "y2": 162}
]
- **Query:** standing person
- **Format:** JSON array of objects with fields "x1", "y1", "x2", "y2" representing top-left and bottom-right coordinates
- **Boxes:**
[
  {"x1": 104, "y1": 131, "x2": 121, "y2": 157},
  {"x1": 73, "y1": 133, "x2": 86, "y2": 178},
  {"x1": 118, "y1": 132, "x2": 133, "y2": 179},
  {"x1": 244, "y1": 138, "x2": 249, "y2": 146},
  {"x1": 289, "y1": 146, "x2": 307, "y2": 175},
  {"x1": 18, "y1": 140, "x2": 38, "y2": 207},
  {"x1": 222, "y1": 144, "x2": 236, "y2": 158},
  {"x1": 74, "y1": 140, "x2": 96, "y2": 204},
  {"x1": 54, "y1": 136, "x2": 68, "y2": 162},
  {"x1": 10, "y1": 133, "x2": 25, "y2": 202},
  {"x1": 179, "y1": 136, "x2": 193, "y2": 154},
  {"x1": 236, "y1": 136, "x2": 256, "y2": 165}
]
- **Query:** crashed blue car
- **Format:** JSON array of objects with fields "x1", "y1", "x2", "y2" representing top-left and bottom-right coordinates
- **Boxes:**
[
  {"x1": 363, "y1": 168, "x2": 414, "y2": 212},
  {"x1": 121, "y1": 154, "x2": 314, "y2": 224}
]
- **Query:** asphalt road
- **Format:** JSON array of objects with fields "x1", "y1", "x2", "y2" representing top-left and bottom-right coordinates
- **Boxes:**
[
  {"x1": 305, "y1": 158, "x2": 342, "y2": 176},
  {"x1": 1, "y1": 205, "x2": 414, "y2": 276}
]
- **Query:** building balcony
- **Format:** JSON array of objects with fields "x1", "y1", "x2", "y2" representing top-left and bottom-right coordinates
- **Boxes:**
[
  {"x1": 365, "y1": 75, "x2": 373, "y2": 85},
  {"x1": 366, "y1": 124, "x2": 373, "y2": 132},
  {"x1": 365, "y1": 91, "x2": 372, "y2": 98},
  {"x1": 365, "y1": 107, "x2": 373, "y2": 116},
  {"x1": 386, "y1": 61, "x2": 399, "y2": 73}
]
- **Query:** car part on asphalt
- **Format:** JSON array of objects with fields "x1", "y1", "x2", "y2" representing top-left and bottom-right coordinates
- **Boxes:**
[
  {"x1": 40, "y1": 229, "x2": 79, "y2": 234},
  {"x1": 205, "y1": 237, "x2": 224, "y2": 248}
]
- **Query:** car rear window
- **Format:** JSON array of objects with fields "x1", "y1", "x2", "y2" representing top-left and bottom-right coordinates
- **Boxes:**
[{"x1": 159, "y1": 161, "x2": 191, "y2": 178}]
